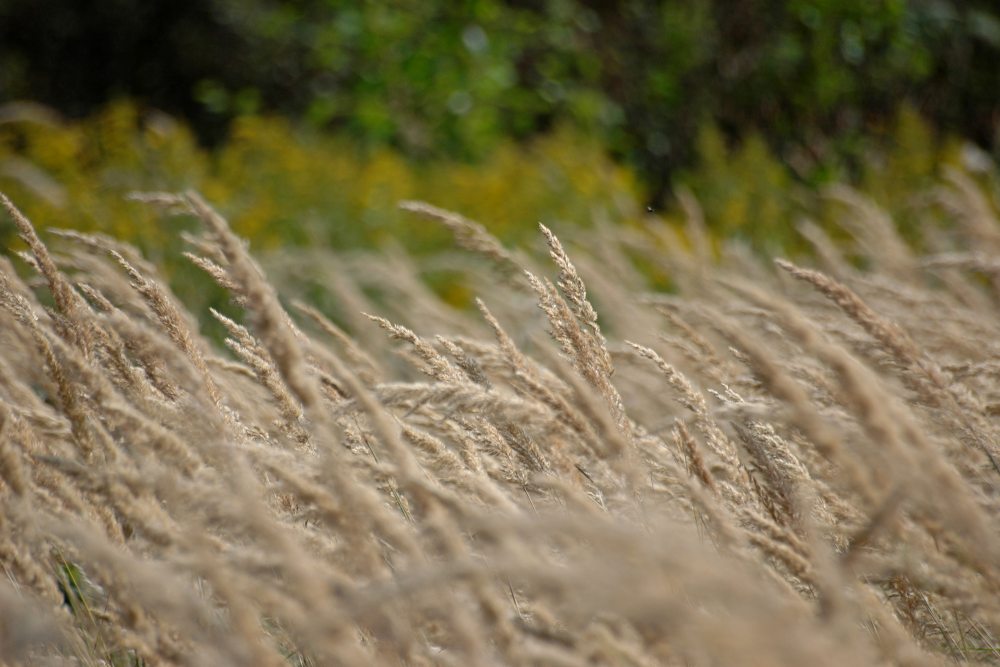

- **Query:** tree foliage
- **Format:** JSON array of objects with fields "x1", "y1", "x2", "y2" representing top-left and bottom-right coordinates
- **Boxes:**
[{"x1": 1, "y1": 0, "x2": 998, "y2": 197}]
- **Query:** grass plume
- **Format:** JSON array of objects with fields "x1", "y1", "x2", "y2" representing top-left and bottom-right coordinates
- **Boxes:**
[{"x1": 1, "y1": 180, "x2": 1000, "y2": 666}]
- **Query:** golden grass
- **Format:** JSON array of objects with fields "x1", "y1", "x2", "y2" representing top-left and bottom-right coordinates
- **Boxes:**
[{"x1": 1, "y1": 175, "x2": 1000, "y2": 666}]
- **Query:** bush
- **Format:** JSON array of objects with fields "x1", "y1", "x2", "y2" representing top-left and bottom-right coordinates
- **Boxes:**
[
  {"x1": 0, "y1": 100, "x2": 640, "y2": 257},
  {"x1": 4, "y1": 100, "x2": 998, "y2": 311},
  {"x1": 3, "y1": 0, "x2": 998, "y2": 196}
]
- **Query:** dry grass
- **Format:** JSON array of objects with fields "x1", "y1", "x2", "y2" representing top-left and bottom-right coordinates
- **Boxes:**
[{"x1": 1, "y1": 176, "x2": 1000, "y2": 666}]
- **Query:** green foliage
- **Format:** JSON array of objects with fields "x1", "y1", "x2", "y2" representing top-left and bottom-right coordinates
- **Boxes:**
[
  {"x1": 3, "y1": 98, "x2": 987, "y2": 281},
  {"x1": 198, "y1": 0, "x2": 1000, "y2": 194},
  {"x1": 57, "y1": 559, "x2": 95, "y2": 616},
  {"x1": 676, "y1": 104, "x2": 973, "y2": 255},
  {"x1": 2, "y1": 1, "x2": 997, "y2": 197},
  {"x1": 0, "y1": 101, "x2": 640, "y2": 287},
  {"x1": 53, "y1": 552, "x2": 145, "y2": 666},
  {"x1": 202, "y1": 0, "x2": 619, "y2": 159},
  {"x1": 679, "y1": 125, "x2": 799, "y2": 254}
]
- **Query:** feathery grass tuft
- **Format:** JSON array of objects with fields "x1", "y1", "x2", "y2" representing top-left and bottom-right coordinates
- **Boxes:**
[{"x1": 1, "y1": 181, "x2": 1000, "y2": 666}]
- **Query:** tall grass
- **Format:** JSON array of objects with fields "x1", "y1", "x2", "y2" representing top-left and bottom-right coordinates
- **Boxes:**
[{"x1": 1, "y1": 172, "x2": 1000, "y2": 666}]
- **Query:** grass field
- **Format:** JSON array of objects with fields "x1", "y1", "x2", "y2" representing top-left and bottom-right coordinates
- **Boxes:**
[{"x1": 1, "y1": 175, "x2": 1000, "y2": 666}]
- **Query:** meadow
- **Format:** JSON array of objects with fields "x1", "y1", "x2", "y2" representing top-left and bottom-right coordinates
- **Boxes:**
[{"x1": 1, "y1": 168, "x2": 1000, "y2": 665}]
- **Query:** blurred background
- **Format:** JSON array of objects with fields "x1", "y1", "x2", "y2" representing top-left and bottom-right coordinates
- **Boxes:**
[{"x1": 1, "y1": 0, "x2": 998, "y2": 275}]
